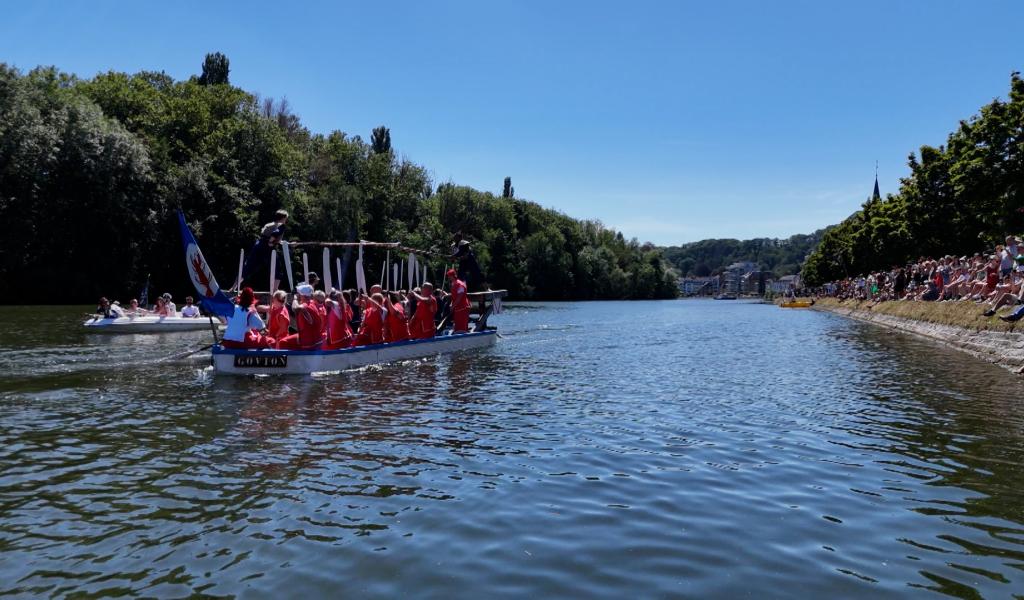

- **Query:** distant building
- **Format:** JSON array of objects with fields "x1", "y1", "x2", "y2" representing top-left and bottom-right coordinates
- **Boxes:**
[
  {"x1": 769, "y1": 274, "x2": 802, "y2": 294},
  {"x1": 720, "y1": 261, "x2": 759, "y2": 296},
  {"x1": 679, "y1": 276, "x2": 720, "y2": 296}
]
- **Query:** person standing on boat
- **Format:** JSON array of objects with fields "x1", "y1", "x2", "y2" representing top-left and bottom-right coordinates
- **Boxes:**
[
  {"x1": 408, "y1": 283, "x2": 437, "y2": 339},
  {"x1": 277, "y1": 283, "x2": 324, "y2": 350},
  {"x1": 221, "y1": 288, "x2": 275, "y2": 349},
  {"x1": 354, "y1": 292, "x2": 386, "y2": 346},
  {"x1": 447, "y1": 269, "x2": 471, "y2": 333},
  {"x1": 323, "y1": 289, "x2": 354, "y2": 349},
  {"x1": 450, "y1": 232, "x2": 484, "y2": 291},
  {"x1": 240, "y1": 210, "x2": 288, "y2": 290},
  {"x1": 180, "y1": 296, "x2": 200, "y2": 318},
  {"x1": 384, "y1": 292, "x2": 410, "y2": 343}
]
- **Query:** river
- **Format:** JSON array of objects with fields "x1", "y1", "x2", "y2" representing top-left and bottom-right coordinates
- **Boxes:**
[{"x1": 2, "y1": 300, "x2": 1024, "y2": 598}]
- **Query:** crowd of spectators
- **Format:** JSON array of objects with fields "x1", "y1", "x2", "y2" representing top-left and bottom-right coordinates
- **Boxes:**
[{"x1": 817, "y1": 235, "x2": 1024, "y2": 322}]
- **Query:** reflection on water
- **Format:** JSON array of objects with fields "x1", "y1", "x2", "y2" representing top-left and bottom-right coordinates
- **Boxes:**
[{"x1": 2, "y1": 301, "x2": 1024, "y2": 597}]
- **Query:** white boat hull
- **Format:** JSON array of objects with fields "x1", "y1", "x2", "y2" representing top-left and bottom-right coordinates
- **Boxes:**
[
  {"x1": 212, "y1": 330, "x2": 498, "y2": 375},
  {"x1": 83, "y1": 315, "x2": 215, "y2": 333}
]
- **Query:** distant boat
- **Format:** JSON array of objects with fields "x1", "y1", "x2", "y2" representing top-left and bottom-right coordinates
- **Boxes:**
[
  {"x1": 714, "y1": 294, "x2": 737, "y2": 300},
  {"x1": 779, "y1": 299, "x2": 814, "y2": 308},
  {"x1": 83, "y1": 314, "x2": 214, "y2": 333}
]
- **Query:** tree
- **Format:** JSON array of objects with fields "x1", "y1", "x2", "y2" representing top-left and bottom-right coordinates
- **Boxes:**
[
  {"x1": 198, "y1": 52, "x2": 230, "y2": 85},
  {"x1": 371, "y1": 126, "x2": 391, "y2": 154},
  {"x1": 502, "y1": 176, "x2": 513, "y2": 198}
]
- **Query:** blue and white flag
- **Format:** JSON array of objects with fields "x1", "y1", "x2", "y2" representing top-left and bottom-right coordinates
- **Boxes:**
[{"x1": 177, "y1": 211, "x2": 235, "y2": 317}]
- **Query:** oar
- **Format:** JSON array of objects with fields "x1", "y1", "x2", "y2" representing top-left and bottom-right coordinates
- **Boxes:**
[
  {"x1": 282, "y1": 241, "x2": 295, "y2": 290},
  {"x1": 158, "y1": 343, "x2": 214, "y2": 363}
]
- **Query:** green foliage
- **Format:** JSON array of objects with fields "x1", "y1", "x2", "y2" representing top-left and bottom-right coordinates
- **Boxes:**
[
  {"x1": 802, "y1": 72, "x2": 1024, "y2": 286},
  {"x1": 663, "y1": 231, "x2": 828, "y2": 278},
  {"x1": 370, "y1": 126, "x2": 391, "y2": 154},
  {"x1": 198, "y1": 52, "x2": 230, "y2": 86},
  {"x1": 0, "y1": 60, "x2": 677, "y2": 302}
]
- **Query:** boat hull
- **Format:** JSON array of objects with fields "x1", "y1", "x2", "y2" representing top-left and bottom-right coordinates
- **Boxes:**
[
  {"x1": 211, "y1": 330, "x2": 498, "y2": 375},
  {"x1": 83, "y1": 315, "x2": 215, "y2": 333}
]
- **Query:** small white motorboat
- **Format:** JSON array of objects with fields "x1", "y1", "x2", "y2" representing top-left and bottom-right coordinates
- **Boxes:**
[{"x1": 83, "y1": 314, "x2": 215, "y2": 334}]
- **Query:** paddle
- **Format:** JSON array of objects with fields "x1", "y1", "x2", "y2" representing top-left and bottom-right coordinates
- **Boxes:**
[{"x1": 158, "y1": 343, "x2": 213, "y2": 363}]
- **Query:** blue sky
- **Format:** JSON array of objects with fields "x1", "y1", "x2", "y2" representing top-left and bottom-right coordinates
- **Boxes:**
[{"x1": 3, "y1": 1, "x2": 1022, "y2": 245}]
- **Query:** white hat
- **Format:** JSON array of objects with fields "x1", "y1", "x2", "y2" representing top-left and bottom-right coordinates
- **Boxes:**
[{"x1": 296, "y1": 283, "x2": 314, "y2": 296}]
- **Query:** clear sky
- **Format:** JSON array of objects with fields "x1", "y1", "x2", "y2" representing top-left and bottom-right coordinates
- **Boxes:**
[{"x1": 2, "y1": 1, "x2": 1022, "y2": 245}]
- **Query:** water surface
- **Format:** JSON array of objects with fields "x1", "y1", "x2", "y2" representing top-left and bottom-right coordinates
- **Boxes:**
[{"x1": 2, "y1": 301, "x2": 1024, "y2": 598}]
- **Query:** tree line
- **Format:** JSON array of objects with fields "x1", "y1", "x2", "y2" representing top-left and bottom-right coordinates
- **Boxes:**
[
  {"x1": 662, "y1": 230, "x2": 827, "y2": 278},
  {"x1": 802, "y1": 72, "x2": 1024, "y2": 286},
  {"x1": 0, "y1": 54, "x2": 678, "y2": 304}
]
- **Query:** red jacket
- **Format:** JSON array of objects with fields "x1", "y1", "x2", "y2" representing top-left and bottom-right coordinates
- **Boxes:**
[
  {"x1": 451, "y1": 279, "x2": 470, "y2": 312},
  {"x1": 355, "y1": 305, "x2": 385, "y2": 346},
  {"x1": 410, "y1": 295, "x2": 437, "y2": 338},
  {"x1": 385, "y1": 303, "x2": 411, "y2": 343},
  {"x1": 326, "y1": 302, "x2": 353, "y2": 347},
  {"x1": 268, "y1": 304, "x2": 290, "y2": 340},
  {"x1": 296, "y1": 301, "x2": 323, "y2": 349}
]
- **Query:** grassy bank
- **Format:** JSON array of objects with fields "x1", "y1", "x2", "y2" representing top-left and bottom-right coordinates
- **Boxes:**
[{"x1": 814, "y1": 297, "x2": 1020, "y2": 333}]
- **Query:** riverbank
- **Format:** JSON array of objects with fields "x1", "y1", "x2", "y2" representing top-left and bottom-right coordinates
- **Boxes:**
[{"x1": 813, "y1": 298, "x2": 1024, "y2": 374}]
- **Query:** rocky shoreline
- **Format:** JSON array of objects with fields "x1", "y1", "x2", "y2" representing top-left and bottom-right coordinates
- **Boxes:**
[{"x1": 812, "y1": 298, "x2": 1024, "y2": 375}]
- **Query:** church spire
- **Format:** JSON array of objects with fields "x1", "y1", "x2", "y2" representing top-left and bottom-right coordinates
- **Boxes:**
[{"x1": 872, "y1": 161, "x2": 881, "y2": 201}]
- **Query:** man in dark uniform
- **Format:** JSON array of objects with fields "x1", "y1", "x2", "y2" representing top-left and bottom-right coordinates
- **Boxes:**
[
  {"x1": 240, "y1": 210, "x2": 288, "y2": 290},
  {"x1": 450, "y1": 232, "x2": 484, "y2": 292}
]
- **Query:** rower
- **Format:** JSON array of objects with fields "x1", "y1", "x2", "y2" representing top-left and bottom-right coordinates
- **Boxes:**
[
  {"x1": 313, "y1": 290, "x2": 329, "y2": 339},
  {"x1": 447, "y1": 269, "x2": 471, "y2": 333},
  {"x1": 353, "y1": 292, "x2": 386, "y2": 346},
  {"x1": 407, "y1": 283, "x2": 437, "y2": 339},
  {"x1": 257, "y1": 290, "x2": 290, "y2": 340},
  {"x1": 384, "y1": 292, "x2": 410, "y2": 343},
  {"x1": 221, "y1": 287, "x2": 274, "y2": 349},
  {"x1": 277, "y1": 283, "x2": 323, "y2": 350},
  {"x1": 307, "y1": 271, "x2": 321, "y2": 290},
  {"x1": 323, "y1": 289, "x2": 354, "y2": 349}
]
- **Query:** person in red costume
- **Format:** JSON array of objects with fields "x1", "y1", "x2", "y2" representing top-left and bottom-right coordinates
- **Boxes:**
[
  {"x1": 407, "y1": 283, "x2": 437, "y2": 339},
  {"x1": 313, "y1": 290, "x2": 329, "y2": 340},
  {"x1": 323, "y1": 289, "x2": 354, "y2": 349},
  {"x1": 354, "y1": 292, "x2": 386, "y2": 346},
  {"x1": 221, "y1": 288, "x2": 275, "y2": 349},
  {"x1": 276, "y1": 283, "x2": 323, "y2": 350},
  {"x1": 447, "y1": 268, "x2": 471, "y2": 333},
  {"x1": 384, "y1": 291, "x2": 410, "y2": 343},
  {"x1": 257, "y1": 290, "x2": 291, "y2": 341}
]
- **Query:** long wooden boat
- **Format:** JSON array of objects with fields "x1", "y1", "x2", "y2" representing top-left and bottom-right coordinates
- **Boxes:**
[
  {"x1": 212, "y1": 329, "x2": 498, "y2": 375},
  {"x1": 83, "y1": 314, "x2": 215, "y2": 333}
]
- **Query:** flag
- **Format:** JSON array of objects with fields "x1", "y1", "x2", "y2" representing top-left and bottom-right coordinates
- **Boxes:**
[{"x1": 177, "y1": 211, "x2": 235, "y2": 317}]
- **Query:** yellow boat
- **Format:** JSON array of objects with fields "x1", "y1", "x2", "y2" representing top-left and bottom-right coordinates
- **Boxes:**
[{"x1": 779, "y1": 299, "x2": 814, "y2": 308}]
